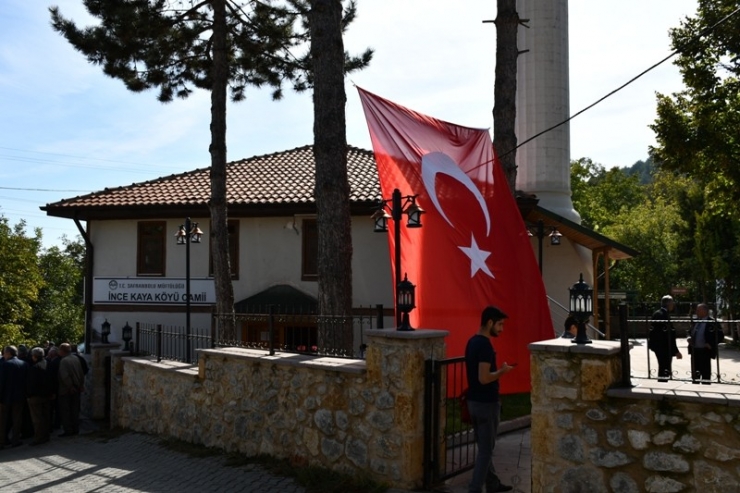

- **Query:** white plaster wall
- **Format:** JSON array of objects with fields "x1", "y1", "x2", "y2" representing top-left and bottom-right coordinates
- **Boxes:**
[
  {"x1": 90, "y1": 218, "x2": 212, "y2": 279},
  {"x1": 233, "y1": 216, "x2": 392, "y2": 308},
  {"x1": 533, "y1": 237, "x2": 592, "y2": 323},
  {"x1": 89, "y1": 216, "x2": 394, "y2": 340}
]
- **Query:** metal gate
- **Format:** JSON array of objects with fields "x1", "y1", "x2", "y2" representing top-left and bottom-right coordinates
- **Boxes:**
[{"x1": 423, "y1": 356, "x2": 476, "y2": 489}]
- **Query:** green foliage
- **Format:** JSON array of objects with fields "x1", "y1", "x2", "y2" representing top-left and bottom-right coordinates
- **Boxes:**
[
  {"x1": 0, "y1": 215, "x2": 84, "y2": 348},
  {"x1": 27, "y1": 237, "x2": 86, "y2": 345},
  {"x1": 602, "y1": 186, "x2": 685, "y2": 301},
  {"x1": 0, "y1": 218, "x2": 44, "y2": 348},
  {"x1": 49, "y1": 0, "x2": 373, "y2": 103},
  {"x1": 571, "y1": 157, "x2": 644, "y2": 231},
  {"x1": 648, "y1": 0, "x2": 740, "y2": 315},
  {"x1": 623, "y1": 156, "x2": 655, "y2": 185}
]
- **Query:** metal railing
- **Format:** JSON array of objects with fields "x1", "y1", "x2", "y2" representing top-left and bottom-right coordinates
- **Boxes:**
[
  {"x1": 135, "y1": 322, "x2": 213, "y2": 364},
  {"x1": 212, "y1": 304, "x2": 385, "y2": 359},
  {"x1": 619, "y1": 303, "x2": 740, "y2": 386}
]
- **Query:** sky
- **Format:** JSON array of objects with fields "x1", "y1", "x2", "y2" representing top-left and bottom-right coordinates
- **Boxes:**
[{"x1": 0, "y1": 0, "x2": 698, "y2": 249}]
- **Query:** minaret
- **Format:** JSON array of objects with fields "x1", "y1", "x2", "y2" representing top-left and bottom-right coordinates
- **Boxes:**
[
  {"x1": 515, "y1": 0, "x2": 579, "y2": 222},
  {"x1": 515, "y1": 0, "x2": 592, "y2": 315}
]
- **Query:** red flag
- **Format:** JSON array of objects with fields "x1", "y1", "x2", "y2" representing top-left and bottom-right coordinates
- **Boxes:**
[{"x1": 358, "y1": 87, "x2": 552, "y2": 394}]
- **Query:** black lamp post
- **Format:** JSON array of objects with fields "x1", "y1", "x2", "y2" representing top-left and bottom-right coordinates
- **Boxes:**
[
  {"x1": 569, "y1": 273, "x2": 594, "y2": 344},
  {"x1": 122, "y1": 322, "x2": 133, "y2": 352},
  {"x1": 372, "y1": 188, "x2": 424, "y2": 329},
  {"x1": 396, "y1": 274, "x2": 416, "y2": 331},
  {"x1": 175, "y1": 218, "x2": 203, "y2": 361},
  {"x1": 528, "y1": 220, "x2": 563, "y2": 274},
  {"x1": 101, "y1": 319, "x2": 111, "y2": 344}
]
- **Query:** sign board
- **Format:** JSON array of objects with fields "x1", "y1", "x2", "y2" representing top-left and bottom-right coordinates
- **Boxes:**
[
  {"x1": 93, "y1": 277, "x2": 216, "y2": 305},
  {"x1": 671, "y1": 287, "x2": 688, "y2": 296}
]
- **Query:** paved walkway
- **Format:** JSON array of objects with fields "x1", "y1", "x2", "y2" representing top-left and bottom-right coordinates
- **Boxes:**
[
  {"x1": 0, "y1": 422, "x2": 305, "y2": 493},
  {"x1": 2, "y1": 341, "x2": 738, "y2": 493}
]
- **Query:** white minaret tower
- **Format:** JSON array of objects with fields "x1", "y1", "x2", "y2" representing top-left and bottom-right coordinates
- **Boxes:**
[
  {"x1": 515, "y1": 0, "x2": 578, "y2": 222},
  {"x1": 515, "y1": 0, "x2": 592, "y2": 316}
]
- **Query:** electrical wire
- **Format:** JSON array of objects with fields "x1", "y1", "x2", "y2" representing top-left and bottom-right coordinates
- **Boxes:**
[{"x1": 499, "y1": 5, "x2": 740, "y2": 159}]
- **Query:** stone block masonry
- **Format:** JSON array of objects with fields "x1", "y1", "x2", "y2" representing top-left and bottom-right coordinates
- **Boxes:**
[
  {"x1": 110, "y1": 329, "x2": 448, "y2": 490},
  {"x1": 530, "y1": 338, "x2": 740, "y2": 493}
]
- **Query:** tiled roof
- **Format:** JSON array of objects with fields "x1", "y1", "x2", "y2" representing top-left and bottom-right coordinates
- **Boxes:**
[{"x1": 42, "y1": 145, "x2": 381, "y2": 218}]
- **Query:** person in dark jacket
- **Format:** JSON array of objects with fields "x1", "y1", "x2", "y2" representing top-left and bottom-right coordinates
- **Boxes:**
[
  {"x1": 465, "y1": 306, "x2": 515, "y2": 493},
  {"x1": 57, "y1": 343, "x2": 84, "y2": 437},
  {"x1": 0, "y1": 345, "x2": 29, "y2": 447},
  {"x1": 648, "y1": 295, "x2": 683, "y2": 382},
  {"x1": 27, "y1": 347, "x2": 52, "y2": 445},
  {"x1": 17, "y1": 344, "x2": 34, "y2": 439},
  {"x1": 561, "y1": 315, "x2": 578, "y2": 339},
  {"x1": 46, "y1": 347, "x2": 62, "y2": 430},
  {"x1": 687, "y1": 303, "x2": 725, "y2": 384}
]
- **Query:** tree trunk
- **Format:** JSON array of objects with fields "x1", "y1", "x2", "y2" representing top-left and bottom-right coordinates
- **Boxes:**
[
  {"x1": 309, "y1": 0, "x2": 354, "y2": 355},
  {"x1": 209, "y1": 0, "x2": 235, "y2": 340},
  {"x1": 493, "y1": 0, "x2": 520, "y2": 193}
]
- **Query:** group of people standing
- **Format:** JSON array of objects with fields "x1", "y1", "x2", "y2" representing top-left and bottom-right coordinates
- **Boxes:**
[
  {"x1": 648, "y1": 295, "x2": 725, "y2": 383},
  {"x1": 0, "y1": 342, "x2": 87, "y2": 448}
]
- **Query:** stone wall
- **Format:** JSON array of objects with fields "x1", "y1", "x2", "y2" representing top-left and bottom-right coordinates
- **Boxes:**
[
  {"x1": 111, "y1": 329, "x2": 447, "y2": 490},
  {"x1": 530, "y1": 338, "x2": 740, "y2": 493}
]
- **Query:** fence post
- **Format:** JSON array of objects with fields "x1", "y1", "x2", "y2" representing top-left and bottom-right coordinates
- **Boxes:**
[
  {"x1": 376, "y1": 304, "x2": 384, "y2": 329},
  {"x1": 211, "y1": 312, "x2": 216, "y2": 349},
  {"x1": 268, "y1": 304, "x2": 275, "y2": 356},
  {"x1": 156, "y1": 324, "x2": 162, "y2": 363},
  {"x1": 135, "y1": 322, "x2": 140, "y2": 356},
  {"x1": 619, "y1": 303, "x2": 632, "y2": 387}
]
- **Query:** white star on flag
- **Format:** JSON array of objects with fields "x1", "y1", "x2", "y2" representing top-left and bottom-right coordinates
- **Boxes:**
[{"x1": 458, "y1": 234, "x2": 495, "y2": 278}]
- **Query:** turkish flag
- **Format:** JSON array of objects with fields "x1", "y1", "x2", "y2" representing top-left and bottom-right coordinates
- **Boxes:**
[{"x1": 358, "y1": 87, "x2": 552, "y2": 394}]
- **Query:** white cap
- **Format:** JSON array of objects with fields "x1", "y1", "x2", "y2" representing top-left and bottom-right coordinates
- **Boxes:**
[{"x1": 661, "y1": 295, "x2": 674, "y2": 303}]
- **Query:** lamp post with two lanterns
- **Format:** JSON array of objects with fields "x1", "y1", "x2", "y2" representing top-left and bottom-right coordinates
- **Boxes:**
[
  {"x1": 175, "y1": 218, "x2": 203, "y2": 361},
  {"x1": 528, "y1": 219, "x2": 563, "y2": 274},
  {"x1": 372, "y1": 188, "x2": 425, "y2": 331}
]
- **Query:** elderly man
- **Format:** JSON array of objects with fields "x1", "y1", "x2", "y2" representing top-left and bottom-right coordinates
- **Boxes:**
[
  {"x1": 57, "y1": 343, "x2": 84, "y2": 437},
  {"x1": 649, "y1": 295, "x2": 683, "y2": 382},
  {"x1": 27, "y1": 347, "x2": 52, "y2": 445},
  {"x1": 688, "y1": 304, "x2": 725, "y2": 384},
  {"x1": 0, "y1": 345, "x2": 29, "y2": 448}
]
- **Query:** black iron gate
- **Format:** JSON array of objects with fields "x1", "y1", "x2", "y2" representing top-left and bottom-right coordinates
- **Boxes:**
[{"x1": 423, "y1": 356, "x2": 476, "y2": 489}]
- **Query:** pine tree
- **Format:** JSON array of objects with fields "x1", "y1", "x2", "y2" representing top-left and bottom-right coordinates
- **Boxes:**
[{"x1": 50, "y1": 0, "x2": 371, "y2": 341}]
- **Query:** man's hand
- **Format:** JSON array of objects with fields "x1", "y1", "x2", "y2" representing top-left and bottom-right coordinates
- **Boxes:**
[{"x1": 500, "y1": 362, "x2": 515, "y2": 373}]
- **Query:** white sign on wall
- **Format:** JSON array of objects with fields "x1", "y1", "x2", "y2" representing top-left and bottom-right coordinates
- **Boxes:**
[{"x1": 93, "y1": 278, "x2": 216, "y2": 305}]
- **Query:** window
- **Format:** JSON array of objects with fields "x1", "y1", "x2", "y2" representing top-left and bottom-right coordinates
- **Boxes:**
[
  {"x1": 209, "y1": 220, "x2": 239, "y2": 278},
  {"x1": 137, "y1": 221, "x2": 166, "y2": 276},
  {"x1": 302, "y1": 218, "x2": 318, "y2": 281}
]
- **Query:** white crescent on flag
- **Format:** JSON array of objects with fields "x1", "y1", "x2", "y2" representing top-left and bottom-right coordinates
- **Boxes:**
[
  {"x1": 421, "y1": 151, "x2": 491, "y2": 236},
  {"x1": 421, "y1": 151, "x2": 494, "y2": 278}
]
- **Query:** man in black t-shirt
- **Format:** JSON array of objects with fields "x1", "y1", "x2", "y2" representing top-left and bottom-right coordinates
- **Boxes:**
[{"x1": 464, "y1": 306, "x2": 514, "y2": 493}]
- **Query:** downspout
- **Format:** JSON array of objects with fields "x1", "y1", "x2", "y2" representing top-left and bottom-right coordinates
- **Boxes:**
[{"x1": 73, "y1": 213, "x2": 93, "y2": 355}]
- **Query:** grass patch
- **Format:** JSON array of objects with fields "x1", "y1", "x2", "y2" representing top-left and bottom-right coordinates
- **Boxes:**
[
  {"x1": 446, "y1": 392, "x2": 531, "y2": 434},
  {"x1": 501, "y1": 392, "x2": 531, "y2": 422}
]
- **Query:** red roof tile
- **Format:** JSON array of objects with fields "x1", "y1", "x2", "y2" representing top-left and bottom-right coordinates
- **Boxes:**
[{"x1": 42, "y1": 145, "x2": 381, "y2": 219}]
